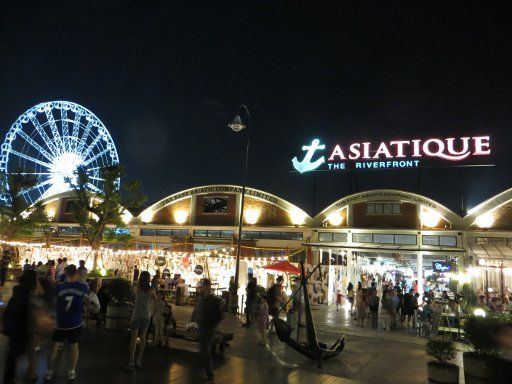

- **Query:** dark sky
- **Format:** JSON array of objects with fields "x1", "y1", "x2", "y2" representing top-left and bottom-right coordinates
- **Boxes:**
[{"x1": 1, "y1": 1, "x2": 511, "y2": 216}]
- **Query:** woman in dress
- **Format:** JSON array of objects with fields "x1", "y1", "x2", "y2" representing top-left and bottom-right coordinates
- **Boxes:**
[
  {"x1": 355, "y1": 286, "x2": 368, "y2": 327},
  {"x1": 125, "y1": 271, "x2": 156, "y2": 370},
  {"x1": 346, "y1": 282, "x2": 355, "y2": 315}
]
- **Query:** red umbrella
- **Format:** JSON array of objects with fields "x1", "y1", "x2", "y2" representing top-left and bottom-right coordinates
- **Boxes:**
[{"x1": 263, "y1": 261, "x2": 300, "y2": 275}]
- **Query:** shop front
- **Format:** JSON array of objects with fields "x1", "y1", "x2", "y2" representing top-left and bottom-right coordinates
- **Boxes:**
[{"x1": 304, "y1": 189, "x2": 466, "y2": 303}]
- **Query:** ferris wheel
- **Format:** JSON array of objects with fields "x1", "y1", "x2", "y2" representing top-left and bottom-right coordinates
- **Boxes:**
[{"x1": 0, "y1": 101, "x2": 119, "y2": 205}]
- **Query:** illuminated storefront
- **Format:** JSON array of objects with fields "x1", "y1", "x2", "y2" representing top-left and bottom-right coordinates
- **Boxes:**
[{"x1": 29, "y1": 183, "x2": 512, "y2": 303}]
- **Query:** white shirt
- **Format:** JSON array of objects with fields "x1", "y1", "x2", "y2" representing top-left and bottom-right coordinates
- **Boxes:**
[
  {"x1": 85, "y1": 291, "x2": 100, "y2": 314},
  {"x1": 56, "y1": 262, "x2": 68, "y2": 276}
]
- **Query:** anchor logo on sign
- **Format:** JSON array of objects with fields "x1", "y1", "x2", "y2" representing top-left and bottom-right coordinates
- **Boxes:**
[{"x1": 292, "y1": 139, "x2": 326, "y2": 174}]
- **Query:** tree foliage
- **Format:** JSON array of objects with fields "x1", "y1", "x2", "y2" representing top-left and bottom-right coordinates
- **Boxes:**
[
  {"x1": 0, "y1": 173, "x2": 49, "y2": 240},
  {"x1": 67, "y1": 165, "x2": 146, "y2": 254}
]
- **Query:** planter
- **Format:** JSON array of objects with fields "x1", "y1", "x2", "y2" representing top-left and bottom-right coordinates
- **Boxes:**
[
  {"x1": 106, "y1": 302, "x2": 132, "y2": 331},
  {"x1": 427, "y1": 361, "x2": 459, "y2": 384},
  {"x1": 463, "y1": 352, "x2": 494, "y2": 384}
]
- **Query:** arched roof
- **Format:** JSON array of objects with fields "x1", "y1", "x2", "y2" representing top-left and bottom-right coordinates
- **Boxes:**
[
  {"x1": 313, "y1": 189, "x2": 462, "y2": 226},
  {"x1": 138, "y1": 184, "x2": 313, "y2": 225},
  {"x1": 39, "y1": 190, "x2": 78, "y2": 205},
  {"x1": 463, "y1": 187, "x2": 512, "y2": 226}
]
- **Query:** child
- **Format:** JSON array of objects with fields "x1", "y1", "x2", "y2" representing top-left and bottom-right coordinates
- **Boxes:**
[
  {"x1": 336, "y1": 289, "x2": 342, "y2": 311},
  {"x1": 258, "y1": 295, "x2": 269, "y2": 345},
  {"x1": 152, "y1": 291, "x2": 166, "y2": 347}
]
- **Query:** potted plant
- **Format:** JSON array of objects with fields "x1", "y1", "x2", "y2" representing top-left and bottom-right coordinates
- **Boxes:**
[
  {"x1": 463, "y1": 314, "x2": 501, "y2": 383},
  {"x1": 426, "y1": 338, "x2": 459, "y2": 384},
  {"x1": 106, "y1": 278, "x2": 133, "y2": 331}
]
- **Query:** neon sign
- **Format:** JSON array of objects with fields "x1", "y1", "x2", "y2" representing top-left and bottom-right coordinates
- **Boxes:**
[
  {"x1": 292, "y1": 136, "x2": 491, "y2": 173},
  {"x1": 432, "y1": 261, "x2": 451, "y2": 273}
]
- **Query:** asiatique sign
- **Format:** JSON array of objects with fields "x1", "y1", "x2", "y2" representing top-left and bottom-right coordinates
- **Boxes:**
[{"x1": 292, "y1": 136, "x2": 491, "y2": 173}]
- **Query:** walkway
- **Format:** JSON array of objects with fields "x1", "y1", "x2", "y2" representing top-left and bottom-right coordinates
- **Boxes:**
[{"x1": 0, "y1": 282, "x2": 465, "y2": 383}]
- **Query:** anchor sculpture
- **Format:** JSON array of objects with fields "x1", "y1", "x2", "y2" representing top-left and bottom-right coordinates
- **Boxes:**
[
  {"x1": 291, "y1": 139, "x2": 325, "y2": 173},
  {"x1": 273, "y1": 261, "x2": 346, "y2": 367}
]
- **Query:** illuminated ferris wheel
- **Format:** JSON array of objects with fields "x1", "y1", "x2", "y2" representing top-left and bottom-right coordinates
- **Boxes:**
[{"x1": 0, "y1": 101, "x2": 119, "y2": 205}]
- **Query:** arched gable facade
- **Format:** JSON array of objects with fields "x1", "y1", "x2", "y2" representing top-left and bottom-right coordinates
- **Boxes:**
[
  {"x1": 138, "y1": 185, "x2": 313, "y2": 227},
  {"x1": 463, "y1": 188, "x2": 512, "y2": 230},
  {"x1": 314, "y1": 189, "x2": 462, "y2": 229}
]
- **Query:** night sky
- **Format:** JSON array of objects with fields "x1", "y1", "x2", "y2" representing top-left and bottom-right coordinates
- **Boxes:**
[{"x1": 1, "y1": 1, "x2": 511, "y2": 216}]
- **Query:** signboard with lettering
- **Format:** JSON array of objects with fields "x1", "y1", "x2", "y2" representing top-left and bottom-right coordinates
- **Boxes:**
[
  {"x1": 292, "y1": 136, "x2": 492, "y2": 173},
  {"x1": 432, "y1": 261, "x2": 451, "y2": 273}
]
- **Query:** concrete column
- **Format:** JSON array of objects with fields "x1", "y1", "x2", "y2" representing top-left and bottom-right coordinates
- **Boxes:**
[
  {"x1": 417, "y1": 253, "x2": 423, "y2": 296},
  {"x1": 328, "y1": 249, "x2": 333, "y2": 304},
  {"x1": 346, "y1": 250, "x2": 353, "y2": 286}
]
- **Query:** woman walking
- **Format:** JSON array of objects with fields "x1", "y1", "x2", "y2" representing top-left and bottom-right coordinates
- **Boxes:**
[
  {"x1": 355, "y1": 286, "x2": 367, "y2": 327},
  {"x1": 346, "y1": 282, "x2": 355, "y2": 316},
  {"x1": 125, "y1": 271, "x2": 156, "y2": 370}
]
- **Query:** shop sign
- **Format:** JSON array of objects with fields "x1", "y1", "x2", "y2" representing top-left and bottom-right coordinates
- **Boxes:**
[
  {"x1": 292, "y1": 136, "x2": 491, "y2": 173},
  {"x1": 194, "y1": 265, "x2": 204, "y2": 275},
  {"x1": 156, "y1": 185, "x2": 279, "y2": 209},
  {"x1": 432, "y1": 261, "x2": 451, "y2": 273},
  {"x1": 155, "y1": 256, "x2": 167, "y2": 267}
]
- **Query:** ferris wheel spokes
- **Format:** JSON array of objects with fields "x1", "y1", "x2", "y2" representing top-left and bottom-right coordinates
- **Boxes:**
[
  {"x1": 86, "y1": 183, "x2": 102, "y2": 193},
  {"x1": 9, "y1": 149, "x2": 53, "y2": 169},
  {"x1": 44, "y1": 108, "x2": 64, "y2": 154},
  {"x1": 82, "y1": 148, "x2": 111, "y2": 168},
  {"x1": 71, "y1": 110, "x2": 82, "y2": 151},
  {"x1": 81, "y1": 133, "x2": 103, "y2": 160},
  {"x1": 76, "y1": 119, "x2": 94, "y2": 154},
  {"x1": 61, "y1": 108, "x2": 70, "y2": 151},
  {"x1": 16, "y1": 130, "x2": 54, "y2": 163},
  {"x1": 1, "y1": 101, "x2": 119, "y2": 204},
  {"x1": 28, "y1": 114, "x2": 59, "y2": 157}
]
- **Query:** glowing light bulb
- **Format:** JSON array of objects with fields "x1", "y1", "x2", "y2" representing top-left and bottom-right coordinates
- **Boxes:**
[
  {"x1": 174, "y1": 210, "x2": 188, "y2": 225},
  {"x1": 290, "y1": 209, "x2": 306, "y2": 226},
  {"x1": 140, "y1": 210, "x2": 154, "y2": 223},
  {"x1": 327, "y1": 211, "x2": 343, "y2": 226},
  {"x1": 244, "y1": 208, "x2": 260, "y2": 225},
  {"x1": 475, "y1": 213, "x2": 494, "y2": 229},
  {"x1": 421, "y1": 208, "x2": 441, "y2": 228}
]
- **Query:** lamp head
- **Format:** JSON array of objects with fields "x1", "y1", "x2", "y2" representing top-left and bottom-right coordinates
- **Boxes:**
[{"x1": 228, "y1": 115, "x2": 246, "y2": 132}]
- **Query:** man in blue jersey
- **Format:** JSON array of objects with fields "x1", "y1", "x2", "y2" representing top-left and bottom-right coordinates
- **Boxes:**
[{"x1": 45, "y1": 264, "x2": 89, "y2": 382}]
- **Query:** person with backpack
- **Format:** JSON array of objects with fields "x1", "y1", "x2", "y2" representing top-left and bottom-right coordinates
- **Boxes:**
[
  {"x1": 195, "y1": 278, "x2": 223, "y2": 384},
  {"x1": 368, "y1": 289, "x2": 380, "y2": 329}
]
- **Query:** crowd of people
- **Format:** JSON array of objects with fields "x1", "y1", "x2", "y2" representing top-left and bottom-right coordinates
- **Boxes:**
[
  {"x1": 0, "y1": 254, "x2": 225, "y2": 384},
  {"x1": 2, "y1": 260, "x2": 95, "y2": 383},
  {"x1": 342, "y1": 278, "x2": 432, "y2": 332}
]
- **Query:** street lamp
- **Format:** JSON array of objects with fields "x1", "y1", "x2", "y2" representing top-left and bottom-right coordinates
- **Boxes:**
[{"x1": 228, "y1": 105, "x2": 250, "y2": 314}]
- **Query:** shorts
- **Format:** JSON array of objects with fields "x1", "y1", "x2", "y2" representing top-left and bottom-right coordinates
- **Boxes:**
[
  {"x1": 131, "y1": 318, "x2": 150, "y2": 330},
  {"x1": 52, "y1": 327, "x2": 82, "y2": 344}
]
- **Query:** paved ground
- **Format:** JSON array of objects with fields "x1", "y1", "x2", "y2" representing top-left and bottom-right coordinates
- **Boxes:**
[{"x1": 0, "y1": 282, "x2": 466, "y2": 383}]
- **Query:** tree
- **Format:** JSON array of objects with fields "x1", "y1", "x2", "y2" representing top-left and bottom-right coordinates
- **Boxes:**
[
  {"x1": 67, "y1": 165, "x2": 146, "y2": 270},
  {"x1": 0, "y1": 172, "x2": 49, "y2": 241}
]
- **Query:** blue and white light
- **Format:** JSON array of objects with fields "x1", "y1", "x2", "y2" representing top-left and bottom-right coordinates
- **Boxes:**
[{"x1": 0, "y1": 101, "x2": 119, "y2": 204}]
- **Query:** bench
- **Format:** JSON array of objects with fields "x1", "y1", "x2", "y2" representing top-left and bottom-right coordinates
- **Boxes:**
[{"x1": 168, "y1": 326, "x2": 233, "y2": 354}]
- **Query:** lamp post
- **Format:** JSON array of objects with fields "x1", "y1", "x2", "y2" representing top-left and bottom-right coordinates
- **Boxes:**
[{"x1": 228, "y1": 105, "x2": 250, "y2": 314}]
